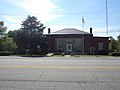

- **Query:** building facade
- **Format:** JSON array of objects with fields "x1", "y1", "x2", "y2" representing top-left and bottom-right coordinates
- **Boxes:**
[{"x1": 45, "y1": 28, "x2": 109, "y2": 55}]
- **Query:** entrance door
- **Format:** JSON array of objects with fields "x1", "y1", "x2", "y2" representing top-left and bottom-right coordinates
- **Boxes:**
[{"x1": 67, "y1": 44, "x2": 72, "y2": 52}]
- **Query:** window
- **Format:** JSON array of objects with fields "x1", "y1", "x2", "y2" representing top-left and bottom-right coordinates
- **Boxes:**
[
  {"x1": 56, "y1": 39, "x2": 65, "y2": 51},
  {"x1": 98, "y1": 42, "x2": 103, "y2": 50}
]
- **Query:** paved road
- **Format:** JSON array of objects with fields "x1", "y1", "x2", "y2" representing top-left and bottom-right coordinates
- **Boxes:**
[{"x1": 0, "y1": 56, "x2": 120, "y2": 90}]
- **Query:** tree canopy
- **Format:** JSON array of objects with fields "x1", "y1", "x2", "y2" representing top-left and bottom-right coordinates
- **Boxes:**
[
  {"x1": 8, "y1": 30, "x2": 18, "y2": 42},
  {"x1": 109, "y1": 36, "x2": 119, "y2": 52},
  {"x1": 18, "y1": 15, "x2": 47, "y2": 55},
  {"x1": 0, "y1": 36, "x2": 17, "y2": 52},
  {"x1": 21, "y1": 15, "x2": 46, "y2": 35}
]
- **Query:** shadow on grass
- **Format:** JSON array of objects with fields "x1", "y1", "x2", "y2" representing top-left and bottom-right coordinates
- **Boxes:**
[{"x1": 20, "y1": 55, "x2": 46, "y2": 58}]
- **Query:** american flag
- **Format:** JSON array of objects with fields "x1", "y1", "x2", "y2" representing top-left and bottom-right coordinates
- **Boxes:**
[{"x1": 82, "y1": 17, "x2": 85, "y2": 23}]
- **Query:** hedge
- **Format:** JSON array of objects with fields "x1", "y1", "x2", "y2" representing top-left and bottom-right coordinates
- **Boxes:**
[
  {"x1": 110, "y1": 52, "x2": 120, "y2": 56},
  {"x1": 0, "y1": 51, "x2": 11, "y2": 56}
]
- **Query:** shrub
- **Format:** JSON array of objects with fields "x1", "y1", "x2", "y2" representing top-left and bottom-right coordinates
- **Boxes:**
[
  {"x1": 96, "y1": 50, "x2": 109, "y2": 55},
  {"x1": 110, "y1": 52, "x2": 120, "y2": 56},
  {"x1": 0, "y1": 51, "x2": 11, "y2": 56}
]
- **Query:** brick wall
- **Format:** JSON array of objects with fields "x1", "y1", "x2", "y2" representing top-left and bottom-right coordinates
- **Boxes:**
[{"x1": 45, "y1": 34, "x2": 109, "y2": 55}]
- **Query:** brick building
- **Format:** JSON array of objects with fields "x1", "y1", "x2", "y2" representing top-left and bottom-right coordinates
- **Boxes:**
[{"x1": 45, "y1": 28, "x2": 109, "y2": 55}]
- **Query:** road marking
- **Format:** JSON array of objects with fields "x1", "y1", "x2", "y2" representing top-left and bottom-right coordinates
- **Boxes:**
[{"x1": 0, "y1": 65, "x2": 120, "y2": 70}]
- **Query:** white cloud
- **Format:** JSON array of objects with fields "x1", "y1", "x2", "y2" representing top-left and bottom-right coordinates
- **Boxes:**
[
  {"x1": 21, "y1": 0, "x2": 56, "y2": 14},
  {"x1": 8, "y1": 0, "x2": 63, "y2": 22},
  {"x1": 8, "y1": 23, "x2": 21, "y2": 30},
  {"x1": 3, "y1": 15, "x2": 21, "y2": 24},
  {"x1": 3, "y1": 0, "x2": 63, "y2": 30},
  {"x1": 3, "y1": 16, "x2": 21, "y2": 31}
]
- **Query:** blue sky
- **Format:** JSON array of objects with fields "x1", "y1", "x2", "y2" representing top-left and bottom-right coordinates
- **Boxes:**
[{"x1": 0, "y1": 0, "x2": 120, "y2": 38}]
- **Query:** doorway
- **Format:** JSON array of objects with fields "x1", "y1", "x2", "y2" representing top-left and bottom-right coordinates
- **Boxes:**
[{"x1": 67, "y1": 44, "x2": 72, "y2": 52}]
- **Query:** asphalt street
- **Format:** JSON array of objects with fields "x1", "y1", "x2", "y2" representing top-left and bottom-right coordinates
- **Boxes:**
[{"x1": 0, "y1": 56, "x2": 120, "y2": 90}]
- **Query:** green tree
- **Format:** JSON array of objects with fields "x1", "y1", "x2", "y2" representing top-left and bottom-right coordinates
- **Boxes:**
[
  {"x1": 0, "y1": 38, "x2": 4, "y2": 51},
  {"x1": 109, "y1": 36, "x2": 118, "y2": 52},
  {"x1": 0, "y1": 21, "x2": 7, "y2": 35},
  {"x1": 19, "y1": 15, "x2": 46, "y2": 55},
  {"x1": 0, "y1": 36, "x2": 17, "y2": 53},
  {"x1": 8, "y1": 30, "x2": 18, "y2": 42}
]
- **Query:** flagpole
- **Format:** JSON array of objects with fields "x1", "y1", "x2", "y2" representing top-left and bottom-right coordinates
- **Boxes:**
[
  {"x1": 82, "y1": 19, "x2": 84, "y2": 30},
  {"x1": 82, "y1": 17, "x2": 84, "y2": 54}
]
